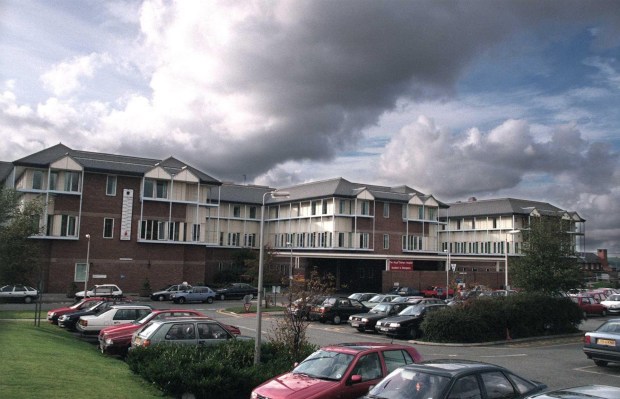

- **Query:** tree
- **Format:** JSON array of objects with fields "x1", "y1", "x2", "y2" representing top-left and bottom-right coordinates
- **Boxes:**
[
  {"x1": 511, "y1": 215, "x2": 583, "y2": 294},
  {"x1": 269, "y1": 267, "x2": 335, "y2": 361},
  {"x1": 0, "y1": 188, "x2": 44, "y2": 285}
]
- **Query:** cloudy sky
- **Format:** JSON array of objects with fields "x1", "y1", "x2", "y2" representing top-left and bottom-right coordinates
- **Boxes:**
[{"x1": 1, "y1": 0, "x2": 619, "y2": 255}]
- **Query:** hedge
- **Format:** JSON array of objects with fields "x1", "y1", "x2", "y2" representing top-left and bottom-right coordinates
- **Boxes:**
[{"x1": 421, "y1": 293, "x2": 583, "y2": 343}]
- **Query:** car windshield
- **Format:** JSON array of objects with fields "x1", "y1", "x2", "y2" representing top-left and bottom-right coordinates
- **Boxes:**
[
  {"x1": 398, "y1": 305, "x2": 424, "y2": 316},
  {"x1": 349, "y1": 293, "x2": 362, "y2": 300},
  {"x1": 371, "y1": 304, "x2": 391, "y2": 313},
  {"x1": 596, "y1": 321, "x2": 620, "y2": 334},
  {"x1": 293, "y1": 349, "x2": 355, "y2": 381},
  {"x1": 86, "y1": 301, "x2": 104, "y2": 311},
  {"x1": 367, "y1": 368, "x2": 450, "y2": 399},
  {"x1": 368, "y1": 295, "x2": 385, "y2": 303},
  {"x1": 606, "y1": 294, "x2": 620, "y2": 301}
]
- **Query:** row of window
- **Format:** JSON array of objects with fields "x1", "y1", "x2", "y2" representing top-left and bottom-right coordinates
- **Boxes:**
[{"x1": 32, "y1": 170, "x2": 80, "y2": 192}]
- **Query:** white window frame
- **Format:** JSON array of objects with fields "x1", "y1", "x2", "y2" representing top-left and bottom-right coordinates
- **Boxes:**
[
  {"x1": 383, "y1": 202, "x2": 389, "y2": 218},
  {"x1": 106, "y1": 175, "x2": 117, "y2": 196},
  {"x1": 75, "y1": 262, "x2": 88, "y2": 282},
  {"x1": 383, "y1": 234, "x2": 389, "y2": 249},
  {"x1": 32, "y1": 170, "x2": 43, "y2": 190},
  {"x1": 103, "y1": 218, "x2": 114, "y2": 239},
  {"x1": 64, "y1": 171, "x2": 80, "y2": 192}
]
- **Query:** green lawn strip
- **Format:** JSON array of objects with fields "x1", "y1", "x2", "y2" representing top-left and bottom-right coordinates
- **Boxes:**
[
  {"x1": 0, "y1": 320, "x2": 166, "y2": 398},
  {"x1": 0, "y1": 310, "x2": 42, "y2": 319}
]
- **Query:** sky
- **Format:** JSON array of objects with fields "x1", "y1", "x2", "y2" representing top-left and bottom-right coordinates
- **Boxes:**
[{"x1": 1, "y1": 0, "x2": 619, "y2": 256}]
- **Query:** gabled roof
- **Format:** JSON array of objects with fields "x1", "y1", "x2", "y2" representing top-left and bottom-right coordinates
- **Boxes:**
[
  {"x1": 12, "y1": 144, "x2": 220, "y2": 185},
  {"x1": 215, "y1": 183, "x2": 274, "y2": 204},
  {"x1": 440, "y1": 197, "x2": 569, "y2": 218}
]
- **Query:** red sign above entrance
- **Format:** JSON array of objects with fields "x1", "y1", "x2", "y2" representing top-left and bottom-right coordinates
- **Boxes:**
[{"x1": 389, "y1": 260, "x2": 413, "y2": 271}]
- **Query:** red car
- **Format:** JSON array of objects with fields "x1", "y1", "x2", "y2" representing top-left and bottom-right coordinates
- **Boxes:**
[
  {"x1": 570, "y1": 295, "x2": 607, "y2": 317},
  {"x1": 422, "y1": 286, "x2": 455, "y2": 299},
  {"x1": 251, "y1": 342, "x2": 422, "y2": 399},
  {"x1": 46, "y1": 297, "x2": 106, "y2": 324}
]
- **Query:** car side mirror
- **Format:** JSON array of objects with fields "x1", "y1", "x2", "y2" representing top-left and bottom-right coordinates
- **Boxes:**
[{"x1": 348, "y1": 374, "x2": 363, "y2": 385}]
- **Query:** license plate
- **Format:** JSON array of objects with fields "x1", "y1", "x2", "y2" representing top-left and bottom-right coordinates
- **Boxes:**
[
  {"x1": 597, "y1": 338, "x2": 616, "y2": 346},
  {"x1": 380, "y1": 327, "x2": 389, "y2": 332},
  {"x1": 351, "y1": 322, "x2": 359, "y2": 327}
]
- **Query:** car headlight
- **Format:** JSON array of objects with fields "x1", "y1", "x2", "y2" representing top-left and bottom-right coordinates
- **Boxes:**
[
  {"x1": 361, "y1": 318, "x2": 369, "y2": 322},
  {"x1": 49, "y1": 312, "x2": 56, "y2": 317},
  {"x1": 105, "y1": 338, "x2": 114, "y2": 345},
  {"x1": 390, "y1": 323, "x2": 400, "y2": 327}
]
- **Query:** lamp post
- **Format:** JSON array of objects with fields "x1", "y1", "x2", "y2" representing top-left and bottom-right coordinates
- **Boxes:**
[
  {"x1": 444, "y1": 249, "x2": 450, "y2": 300},
  {"x1": 287, "y1": 241, "x2": 293, "y2": 283},
  {"x1": 83, "y1": 234, "x2": 91, "y2": 297},
  {"x1": 504, "y1": 229, "x2": 520, "y2": 294},
  {"x1": 254, "y1": 190, "x2": 290, "y2": 365}
]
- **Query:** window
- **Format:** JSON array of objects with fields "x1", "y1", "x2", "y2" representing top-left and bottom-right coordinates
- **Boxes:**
[
  {"x1": 192, "y1": 224, "x2": 200, "y2": 241},
  {"x1": 448, "y1": 375, "x2": 482, "y2": 399},
  {"x1": 64, "y1": 171, "x2": 80, "y2": 192},
  {"x1": 351, "y1": 353, "x2": 382, "y2": 381},
  {"x1": 157, "y1": 221, "x2": 166, "y2": 240},
  {"x1": 383, "y1": 234, "x2": 389, "y2": 249},
  {"x1": 32, "y1": 170, "x2": 43, "y2": 190},
  {"x1": 49, "y1": 171, "x2": 58, "y2": 190},
  {"x1": 156, "y1": 180, "x2": 168, "y2": 199},
  {"x1": 106, "y1": 175, "x2": 117, "y2": 196},
  {"x1": 311, "y1": 201, "x2": 319, "y2": 215},
  {"x1": 418, "y1": 207, "x2": 424, "y2": 219},
  {"x1": 103, "y1": 218, "x2": 114, "y2": 238},
  {"x1": 359, "y1": 233, "x2": 369, "y2": 249},
  {"x1": 322, "y1": 200, "x2": 328, "y2": 215},
  {"x1": 382, "y1": 350, "x2": 414, "y2": 374},
  {"x1": 360, "y1": 201, "x2": 370, "y2": 215},
  {"x1": 383, "y1": 202, "x2": 389, "y2": 218},
  {"x1": 338, "y1": 232, "x2": 345, "y2": 247},
  {"x1": 143, "y1": 179, "x2": 154, "y2": 198},
  {"x1": 244, "y1": 233, "x2": 256, "y2": 247},
  {"x1": 339, "y1": 200, "x2": 348, "y2": 214},
  {"x1": 402, "y1": 204, "x2": 407, "y2": 219},
  {"x1": 233, "y1": 206, "x2": 241, "y2": 218},
  {"x1": 60, "y1": 215, "x2": 76, "y2": 236},
  {"x1": 428, "y1": 208, "x2": 436, "y2": 220},
  {"x1": 249, "y1": 206, "x2": 257, "y2": 219},
  {"x1": 75, "y1": 262, "x2": 88, "y2": 282},
  {"x1": 480, "y1": 371, "x2": 516, "y2": 399}
]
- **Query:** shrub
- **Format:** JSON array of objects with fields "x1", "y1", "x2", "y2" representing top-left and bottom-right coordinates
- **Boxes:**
[
  {"x1": 422, "y1": 293, "x2": 582, "y2": 343},
  {"x1": 126, "y1": 339, "x2": 317, "y2": 398}
]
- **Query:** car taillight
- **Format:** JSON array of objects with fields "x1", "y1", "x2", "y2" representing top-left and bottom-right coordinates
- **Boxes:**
[
  {"x1": 142, "y1": 339, "x2": 151, "y2": 347},
  {"x1": 320, "y1": 306, "x2": 329, "y2": 314},
  {"x1": 584, "y1": 335, "x2": 591, "y2": 344}
]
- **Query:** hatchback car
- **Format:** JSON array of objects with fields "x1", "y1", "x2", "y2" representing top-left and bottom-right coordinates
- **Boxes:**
[
  {"x1": 74, "y1": 284, "x2": 123, "y2": 299},
  {"x1": 47, "y1": 297, "x2": 105, "y2": 324},
  {"x1": 600, "y1": 294, "x2": 620, "y2": 314},
  {"x1": 77, "y1": 304, "x2": 152, "y2": 334},
  {"x1": 214, "y1": 283, "x2": 258, "y2": 300},
  {"x1": 57, "y1": 299, "x2": 132, "y2": 330},
  {"x1": 251, "y1": 342, "x2": 422, "y2": 399},
  {"x1": 570, "y1": 295, "x2": 607, "y2": 317},
  {"x1": 361, "y1": 360, "x2": 546, "y2": 399},
  {"x1": 362, "y1": 294, "x2": 400, "y2": 309},
  {"x1": 348, "y1": 293, "x2": 378, "y2": 302},
  {"x1": 131, "y1": 318, "x2": 250, "y2": 348},
  {"x1": 525, "y1": 385, "x2": 620, "y2": 399},
  {"x1": 583, "y1": 318, "x2": 620, "y2": 367},
  {"x1": 171, "y1": 286, "x2": 216, "y2": 304},
  {"x1": 0, "y1": 284, "x2": 39, "y2": 303},
  {"x1": 375, "y1": 303, "x2": 447, "y2": 339},
  {"x1": 309, "y1": 296, "x2": 369, "y2": 325},
  {"x1": 288, "y1": 295, "x2": 327, "y2": 320}
]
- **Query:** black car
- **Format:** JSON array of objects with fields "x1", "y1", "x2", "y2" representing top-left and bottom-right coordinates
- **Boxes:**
[
  {"x1": 375, "y1": 303, "x2": 447, "y2": 339},
  {"x1": 309, "y1": 296, "x2": 369, "y2": 325},
  {"x1": 349, "y1": 302, "x2": 411, "y2": 332},
  {"x1": 57, "y1": 299, "x2": 130, "y2": 331},
  {"x1": 396, "y1": 286, "x2": 422, "y2": 296},
  {"x1": 214, "y1": 283, "x2": 258, "y2": 300},
  {"x1": 361, "y1": 360, "x2": 547, "y2": 399}
]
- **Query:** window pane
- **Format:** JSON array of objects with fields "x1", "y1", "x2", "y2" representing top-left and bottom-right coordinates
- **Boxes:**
[
  {"x1": 143, "y1": 179, "x2": 153, "y2": 197},
  {"x1": 481, "y1": 372, "x2": 515, "y2": 399},
  {"x1": 75, "y1": 263, "x2": 87, "y2": 282},
  {"x1": 33, "y1": 171, "x2": 43, "y2": 190},
  {"x1": 106, "y1": 176, "x2": 117, "y2": 196},
  {"x1": 103, "y1": 218, "x2": 114, "y2": 238}
]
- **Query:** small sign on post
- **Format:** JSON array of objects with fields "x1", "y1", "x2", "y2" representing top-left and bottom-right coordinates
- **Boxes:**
[{"x1": 243, "y1": 294, "x2": 252, "y2": 312}]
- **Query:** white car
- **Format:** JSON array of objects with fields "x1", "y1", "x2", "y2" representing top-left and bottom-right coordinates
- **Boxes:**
[
  {"x1": 0, "y1": 284, "x2": 39, "y2": 303},
  {"x1": 74, "y1": 284, "x2": 123, "y2": 299},
  {"x1": 601, "y1": 294, "x2": 620, "y2": 314},
  {"x1": 76, "y1": 304, "x2": 152, "y2": 334}
]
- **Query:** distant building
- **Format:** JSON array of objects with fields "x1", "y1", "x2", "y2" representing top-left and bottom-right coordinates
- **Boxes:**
[{"x1": 1, "y1": 144, "x2": 588, "y2": 293}]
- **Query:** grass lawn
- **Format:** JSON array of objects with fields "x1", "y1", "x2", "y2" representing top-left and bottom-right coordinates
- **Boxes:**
[{"x1": 0, "y1": 320, "x2": 167, "y2": 398}]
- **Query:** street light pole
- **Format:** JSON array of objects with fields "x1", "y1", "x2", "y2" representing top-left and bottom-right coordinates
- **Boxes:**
[
  {"x1": 254, "y1": 190, "x2": 290, "y2": 366},
  {"x1": 84, "y1": 234, "x2": 91, "y2": 297},
  {"x1": 444, "y1": 249, "x2": 450, "y2": 300},
  {"x1": 287, "y1": 242, "x2": 293, "y2": 283},
  {"x1": 504, "y1": 229, "x2": 520, "y2": 294}
]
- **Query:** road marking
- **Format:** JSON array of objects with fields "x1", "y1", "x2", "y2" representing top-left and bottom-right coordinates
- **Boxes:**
[
  {"x1": 574, "y1": 365, "x2": 620, "y2": 378},
  {"x1": 479, "y1": 354, "x2": 527, "y2": 358}
]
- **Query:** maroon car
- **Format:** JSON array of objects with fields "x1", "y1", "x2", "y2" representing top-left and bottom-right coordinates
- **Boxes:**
[
  {"x1": 98, "y1": 309, "x2": 237, "y2": 355},
  {"x1": 571, "y1": 295, "x2": 607, "y2": 317},
  {"x1": 46, "y1": 297, "x2": 106, "y2": 324},
  {"x1": 251, "y1": 342, "x2": 422, "y2": 399}
]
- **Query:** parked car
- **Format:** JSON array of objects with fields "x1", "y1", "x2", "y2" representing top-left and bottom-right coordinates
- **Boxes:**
[
  {"x1": 375, "y1": 303, "x2": 447, "y2": 339},
  {"x1": 395, "y1": 286, "x2": 422, "y2": 296},
  {"x1": 0, "y1": 284, "x2": 39, "y2": 303},
  {"x1": 600, "y1": 294, "x2": 620, "y2": 314},
  {"x1": 525, "y1": 385, "x2": 620, "y2": 399},
  {"x1": 76, "y1": 304, "x2": 152, "y2": 334},
  {"x1": 214, "y1": 283, "x2": 258, "y2": 300},
  {"x1": 251, "y1": 342, "x2": 423, "y2": 399},
  {"x1": 57, "y1": 299, "x2": 131, "y2": 330},
  {"x1": 361, "y1": 360, "x2": 546, "y2": 399},
  {"x1": 131, "y1": 317, "x2": 250, "y2": 348},
  {"x1": 422, "y1": 286, "x2": 455, "y2": 299},
  {"x1": 362, "y1": 294, "x2": 400, "y2": 308},
  {"x1": 310, "y1": 296, "x2": 369, "y2": 325},
  {"x1": 570, "y1": 295, "x2": 607, "y2": 317},
  {"x1": 171, "y1": 286, "x2": 216, "y2": 304},
  {"x1": 348, "y1": 292, "x2": 378, "y2": 302},
  {"x1": 47, "y1": 297, "x2": 105, "y2": 324},
  {"x1": 407, "y1": 297, "x2": 446, "y2": 305},
  {"x1": 288, "y1": 295, "x2": 327, "y2": 320},
  {"x1": 391, "y1": 295, "x2": 422, "y2": 303},
  {"x1": 150, "y1": 284, "x2": 192, "y2": 301},
  {"x1": 74, "y1": 284, "x2": 123, "y2": 299},
  {"x1": 98, "y1": 309, "x2": 207, "y2": 355},
  {"x1": 583, "y1": 318, "x2": 620, "y2": 367},
  {"x1": 349, "y1": 302, "x2": 411, "y2": 332}
]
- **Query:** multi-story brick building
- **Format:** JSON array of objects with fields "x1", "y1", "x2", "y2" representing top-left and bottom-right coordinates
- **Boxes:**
[{"x1": 1, "y1": 144, "x2": 590, "y2": 294}]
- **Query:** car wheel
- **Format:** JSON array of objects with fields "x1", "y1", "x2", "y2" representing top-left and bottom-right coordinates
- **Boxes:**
[
  {"x1": 206, "y1": 297, "x2": 213, "y2": 304},
  {"x1": 601, "y1": 309, "x2": 607, "y2": 317},
  {"x1": 332, "y1": 314, "x2": 341, "y2": 325},
  {"x1": 178, "y1": 297, "x2": 186, "y2": 304},
  {"x1": 594, "y1": 359, "x2": 608, "y2": 367},
  {"x1": 409, "y1": 326, "x2": 418, "y2": 339},
  {"x1": 319, "y1": 319, "x2": 326, "y2": 324},
  {"x1": 157, "y1": 295, "x2": 165, "y2": 301},
  {"x1": 24, "y1": 296, "x2": 33, "y2": 304},
  {"x1": 220, "y1": 294, "x2": 225, "y2": 301}
]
